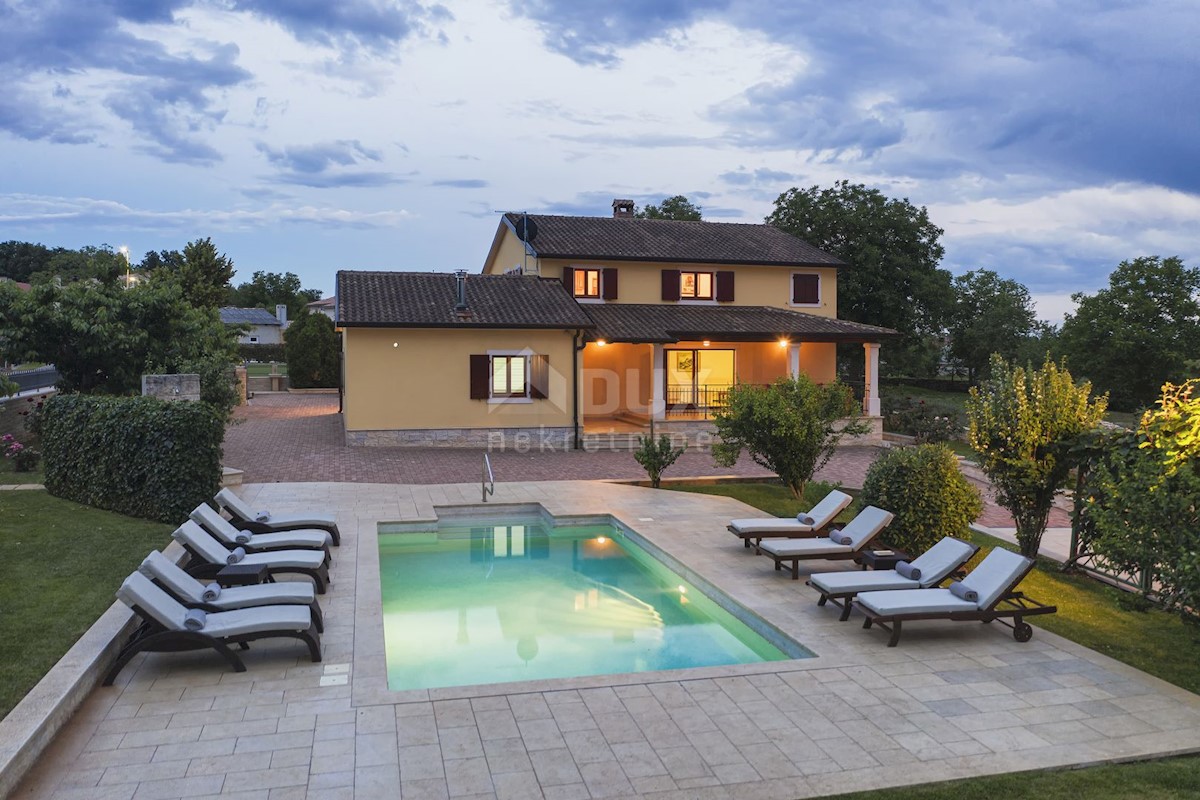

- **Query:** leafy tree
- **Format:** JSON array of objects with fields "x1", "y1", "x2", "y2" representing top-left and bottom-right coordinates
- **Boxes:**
[
  {"x1": 766, "y1": 181, "x2": 954, "y2": 376},
  {"x1": 285, "y1": 311, "x2": 339, "y2": 389},
  {"x1": 229, "y1": 270, "x2": 323, "y2": 318},
  {"x1": 32, "y1": 245, "x2": 126, "y2": 284},
  {"x1": 179, "y1": 237, "x2": 235, "y2": 308},
  {"x1": 712, "y1": 375, "x2": 869, "y2": 498},
  {"x1": 139, "y1": 248, "x2": 185, "y2": 273},
  {"x1": 1138, "y1": 379, "x2": 1200, "y2": 479},
  {"x1": 948, "y1": 269, "x2": 1038, "y2": 382},
  {"x1": 0, "y1": 240, "x2": 54, "y2": 282},
  {"x1": 860, "y1": 444, "x2": 982, "y2": 556},
  {"x1": 1059, "y1": 256, "x2": 1200, "y2": 411},
  {"x1": 0, "y1": 272, "x2": 240, "y2": 405},
  {"x1": 633, "y1": 433, "x2": 685, "y2": 488},
  {"x1": 966, "y1": 355, "x2": 1108, "y2": 558},
  {"x1": 635, "y1": 195, "x2": 702, "y2": 221}
]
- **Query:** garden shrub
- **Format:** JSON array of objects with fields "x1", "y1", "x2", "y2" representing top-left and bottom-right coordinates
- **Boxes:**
[
  {"x1": 39, "y1": 394, "x2": 224, "y2": 522},
  {"x1": 285, "y1": 311, "x2": 339, "y2": 389},
  {"x1": 882, "y1": 396, "x2": 961, "y2": 443},
  {"x1": 238, "y1": 342, "x2": 287, "y2": 363},
  {"x1": 860, "y1": 443, "x2": 983, "y2": 556},
  {"x1": 633, "y1": 434, "x2": 685, "y2": 488}
]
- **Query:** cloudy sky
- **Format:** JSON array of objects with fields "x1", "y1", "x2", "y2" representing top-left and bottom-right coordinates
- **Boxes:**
[{"x1": 2, "y1": 0, "x2": 1197, "y2": 321}]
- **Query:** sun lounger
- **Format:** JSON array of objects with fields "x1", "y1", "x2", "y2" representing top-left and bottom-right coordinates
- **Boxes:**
[
  {"x1": 215, "y1": 488, "x2": 341, "y2": 546},
  {"x1": 139, "y1": 550, "x2": 323, "y2": 632},
  {"x1": 756, "y1": 506, "x2": 894, "y2": 579},
  {"x1": 104, "y1": 571, "x2": 321, "y2": 685},
  {"x1": 807, "y1": 537, "x2": 979, "y2": 620},
  {"x1": 854, "y1": 547, "x2": 1057, "y2": 646},
  {"x1": 172, "y1": 520, "x2": 331, "y2": 594},
  {"x1": 191, "y1": 503, "x2": 331, "y2": 562},
  {"x1": 728, "y1": 489, "x2": 853, "y2": 548}
]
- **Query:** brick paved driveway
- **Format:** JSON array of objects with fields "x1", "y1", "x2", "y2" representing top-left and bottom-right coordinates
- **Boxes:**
[{"x1": 223, "y1": 393, "x2": 1068, "y2": 527}]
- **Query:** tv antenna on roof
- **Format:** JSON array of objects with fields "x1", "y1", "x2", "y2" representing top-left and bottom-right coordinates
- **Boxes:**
[{"x1": 494, "y1": 210, "x2": 538, "y2": 275}]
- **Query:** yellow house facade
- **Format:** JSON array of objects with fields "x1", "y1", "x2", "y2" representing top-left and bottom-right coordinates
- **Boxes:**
[{"x1": 338, "y1": 199, "x2": 896, "y2": 448}]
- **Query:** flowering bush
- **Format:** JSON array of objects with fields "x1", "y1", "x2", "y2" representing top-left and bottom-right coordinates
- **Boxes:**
[{"x1": 2, "y1": 433, "x2": 41, "y2": 472}]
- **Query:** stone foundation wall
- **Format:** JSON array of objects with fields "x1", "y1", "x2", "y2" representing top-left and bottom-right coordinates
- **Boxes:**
[
  {"x1": 346, "y1": 426, "x2": 575, "y2": 451},
  {"x1": 141, "y1": 373, "x2": 201, "y2": 402}
]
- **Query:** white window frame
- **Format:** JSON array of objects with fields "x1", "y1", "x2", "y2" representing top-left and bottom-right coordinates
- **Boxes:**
[
  {"x1": 789, "y1": 272, "x2": 822, "y2": 308},
  {"x1": 487, "y1": 350, "x2": 533, "y2": 404}
]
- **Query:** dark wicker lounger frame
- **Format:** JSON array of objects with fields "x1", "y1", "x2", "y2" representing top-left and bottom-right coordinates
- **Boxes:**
[
  {"x1": 178, "y1": 543, "x2": 331, "y2": 595},
  {"x1": 854, "y1": 558, "x2": 1057, "y2": 647},
  {"x1": 103, "y1": 603, "x2": 322, "y2": 685},
  {"x1": 806, "y1": 542, "x2": 980, "y2": 621},
  {"x1": 727, "y1": 521, "x2": 839, "y2": 549},
  {"x1": 225, "y1": 508, "x2": 342, "y2": 546},
  {"x1": 147, "y1": 576, "x2": 325, "y2": 633}
]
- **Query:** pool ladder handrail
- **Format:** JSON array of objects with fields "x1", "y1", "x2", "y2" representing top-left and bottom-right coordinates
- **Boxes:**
[{"x1": 482, "y1": 453, "x2": 495, "y2": 502}]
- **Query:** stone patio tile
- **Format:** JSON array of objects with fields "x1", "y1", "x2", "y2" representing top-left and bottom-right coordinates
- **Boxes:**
[
  {"x1": 578, "y1": 760, "x2": 635, "y2": 798},
  {"x1": 969, "y1": 726, "x2": 1051, "y2": 752},
  {"x1": 491, "y1": 771, "x2": 543, "y2": 800},
  {"x1": 355, "y1": 764, "x2": 401, "y2": 795},
  {"x1": 129, "y1": 774, "x2": 226, "y2": 799},
  {"x1": 527, "y1": 748, "x2": 583, "y2": 787},
  {"x1": 482, "y1": 738, "x2": 533, "y2": 775},
  {"x1": 540, "y1": 783, "x2": 590, "y2": 800},
  {"x1": 445, "y1": 757, "x2": 494, "y2": 797},
  {"x1": 708, "y1": 712, "x2": 768, "y2": 746},
  {"x1": 563, "y1": 729, "x2": 616, "y2": 764},
  {"x1": 400, "y1": 777, "x2": 448, "y2": 799},
  {"x1": 440, "y1": 726, "x2": 485, "y2": 760},
  {"x1": 516, "y1": 718, "x2": 566, "y2": 751},
  {"x1": 434, "y1": 700, "x2": 476, "y2": 729},
  {"x1": 356, "y1": 732, "x2": 399, "y2": 767},
  {"x1": 397, "y1": 744, "x2": 445, "y2": 781},
  {"x1": 1081, "y1": 714, "x2": 1160, "y2": 738},
  {"x1": 654, "y1": 745, "x2": 714, "y2": 780},
  {"x1": 735, "y1": 743, "x2": 801, "y2": 779},
  {"x1": 397, "y1": 714, "x2": 440, "y2": 747},
  {"x1": 475, "y1": 709, "x2": 522, "y2": 740},
  {"x1": 1026, "y1": 720, "x2": 1109, "y2": 745},
  {"x1": 507, "y1": 695, "x2": 553, "y2": 722}
]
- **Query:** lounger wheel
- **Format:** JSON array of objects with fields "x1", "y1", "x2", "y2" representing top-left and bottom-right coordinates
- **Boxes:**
[{"x1": 1013, "y1": 621, "x2": 1033, "y2": 642}]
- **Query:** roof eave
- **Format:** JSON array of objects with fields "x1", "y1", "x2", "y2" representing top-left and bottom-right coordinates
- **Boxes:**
[{"x1": 537, "y1": 253, "x2": 844, "y2": 268}]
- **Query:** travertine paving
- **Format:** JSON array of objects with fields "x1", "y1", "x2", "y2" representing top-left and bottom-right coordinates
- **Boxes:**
[{"x1": 16, "y1": 481, "x2": 1199, "y2": 800}]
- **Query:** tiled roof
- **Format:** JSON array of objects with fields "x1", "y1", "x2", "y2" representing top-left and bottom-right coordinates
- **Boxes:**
[
  {"x1": 219, "y1": 307, "x2": 281, "y2": 326},
  {"x1": 336, "y1": 271, "x2": 595, "y2": 328},
  {"x1": 503, "y1": 213, "x2": 844, "y2": 267},
  {"x1": 583, "y1": 304, "x2": 897, "y2": 343},
  {"x1": 306, "y1": 296, "x2": 335, "y2": 309}
]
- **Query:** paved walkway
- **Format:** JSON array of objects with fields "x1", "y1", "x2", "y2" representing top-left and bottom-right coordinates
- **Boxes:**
[
  {"x1": 17, "y1": 482, "x2": 1200, "y2": 800},
  {"x1": 223, "y1": 394, "x2": 1068, "y2": 530}
]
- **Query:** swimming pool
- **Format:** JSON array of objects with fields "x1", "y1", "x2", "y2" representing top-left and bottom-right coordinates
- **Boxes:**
[{"x1": 378, "y1": 512, "x2": 810, "y2": 691}]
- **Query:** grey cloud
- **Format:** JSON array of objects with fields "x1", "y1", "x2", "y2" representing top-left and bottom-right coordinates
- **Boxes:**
[
  {"x1": 432, "y1": 179, "x2": 488, "y2": 189},
  {"x1": 257, "y1": 139, "x2": 402, "y2": 188}
]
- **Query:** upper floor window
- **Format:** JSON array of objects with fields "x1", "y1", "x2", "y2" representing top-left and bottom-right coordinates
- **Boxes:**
[
  {"x1": 573, "y1": 269, "x2": 602, "y2": 298},
  {"x1": 792, "y1": 273, "x2": 820, "y2": 306},
  {"x1": 680, "y1": 271, "x2": 713, "y2": 300}
]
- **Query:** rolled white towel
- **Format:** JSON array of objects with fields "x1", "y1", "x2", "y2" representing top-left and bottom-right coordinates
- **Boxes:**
[
  {"x1": 201, "y1": 583, "x2": 221, "y2": 602},
  {"x1": 183, "y1": 609, "x2": 207, "y2": 631},
  {"x1": 796, "y1": 513, "x2": 815, "y2": 525},
  {"x1": 255, "y1": 510, "x2": 271, "y2": 522},
  {"x1": 895, "y1": 561, "x2": 921, "y2": 580},
  {"x1": 949, "y1": 580, "x2": 978, "y2": 603},
  {"x1": 226, "y1": 546, "x2": 246, "y2": 565},
  {"x1": 235, "y1": 530, "x2": 252, "y2": 544}
]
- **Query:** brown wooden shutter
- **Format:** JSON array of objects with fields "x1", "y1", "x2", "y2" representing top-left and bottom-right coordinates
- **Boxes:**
[
  {"x1": 469, "y1": 354, "x2": 490, "y2": 399},
  {"x1": 561, "y1": 267, "x2": 575, "y2": 294},
  {"x1": 602, "y1": 268, "x2": 618, "y2": 300},
  {"x1": 661, "y1": 269, "x2": 681, "y2": 301},
  {"x1": 792, "y1": 274, "x2": 819, "y2": 304},
  {"x1": 530, "y1": 354, "x2": 550, "y2": 399},
  {"x1": 715, "y1": 271, "x2": 735, "y2": 302}
]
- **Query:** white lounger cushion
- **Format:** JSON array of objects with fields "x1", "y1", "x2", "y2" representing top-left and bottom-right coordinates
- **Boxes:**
[
  {"x1": 172, "y1": 521, "x2": 327, "y2": 570},
  {"x1": 729, "y1": 490, "x2": 852, "y2": 535},
  {"x1": 958, "y1": 548, "x2": 1032, "y2": 610},
  {"x1": 192, "y1": 503, "x2": 331, "y2": 550},
  {"x1": 139, "y1": 551, "x2": 316, "y2": 609},
  {"x1": 809, "y1": 571, "x2": 920, "y2": 594},
  {"x1": 907, "y1": 537, "x2": 977, "y2": 587},
  {"x1": 759, "y1": 538, "x2": 853, "y2": 557},
  {"x1": 118, "y1": 572, "x2": 311, "y2": 635},
  {"x1": 216, "y1": 488, "x2": 337, "y2": 528},
  {"x1": 856, "y1": 588, "x2": 978, "y2": 616}
]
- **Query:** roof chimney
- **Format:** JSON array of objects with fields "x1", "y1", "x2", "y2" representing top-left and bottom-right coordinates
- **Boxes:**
[
  {"x1": 275, "y1": 304, "x2": 288, "y2": 327},
  {"x1": 612, "y1": 198, "x2": 635, "y2": 218},
  {"x1": 454, "y1": 269, "x2": 471, "y2": 316}
]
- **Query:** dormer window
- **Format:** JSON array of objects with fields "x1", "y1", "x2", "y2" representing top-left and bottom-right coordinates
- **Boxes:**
[
  {"x1": 573, "y1": 269, "x2": 602, "y2": 298},
  {"x1": 680, "y1": 271, "x2": 713, "y2": 300}
]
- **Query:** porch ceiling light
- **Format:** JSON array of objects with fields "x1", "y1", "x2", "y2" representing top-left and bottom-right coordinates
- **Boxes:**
[
  {"x1": 778, "y1": 338, "x2": 789, "y2": 348},
  {"x1": 702, "y1": 340, "x2": 711, "y2": 346},
  {"x1": 596, "y1": 339, "x2": 607, "y2": 346}
]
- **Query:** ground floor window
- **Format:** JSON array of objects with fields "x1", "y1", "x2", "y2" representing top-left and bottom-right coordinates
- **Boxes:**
[
  {"x1": 666, "y1": 348, "x2": 735, "y2": 409},
  {"x1": 492, "y1": 355, "x2": 527, "y2": 398}
]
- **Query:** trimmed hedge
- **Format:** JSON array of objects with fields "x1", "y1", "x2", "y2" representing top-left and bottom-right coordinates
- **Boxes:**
[
  {"x1": 238, "y1": 342, "x2": 286, "y2": 363},
  {"x1": 860, "y1": 443, "x2": 983, "y2": 556},
  {"x1": 40, "y1": 394, "x2": 224, "y2": 522}
]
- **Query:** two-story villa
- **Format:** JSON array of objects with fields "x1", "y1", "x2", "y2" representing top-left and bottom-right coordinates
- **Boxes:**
[{"x1": 337, "y1": 200, "x2": 896, "y2": 448}]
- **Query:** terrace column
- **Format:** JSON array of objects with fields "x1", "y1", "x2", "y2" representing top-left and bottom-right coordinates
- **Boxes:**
[
  {"x1": 788, "y1": 344, "x2": 801, "y2": 378},
  {"x1": 863, "y1": 342, "x2": 881, "y2": 416},
  {"x1": 650, "y1": 343, "x2": 665, "y2": 421}
]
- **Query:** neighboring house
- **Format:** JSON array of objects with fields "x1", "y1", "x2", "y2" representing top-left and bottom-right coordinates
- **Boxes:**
[
  {"x1": 306, "y1": 296, "x2": 336, "y2": 321},
  {"x1": 220, "y1": 305, "x2": 288, "y2": 345},
  {"x1": 337, "y1": 199, "x2": 896, "y2": 448}
]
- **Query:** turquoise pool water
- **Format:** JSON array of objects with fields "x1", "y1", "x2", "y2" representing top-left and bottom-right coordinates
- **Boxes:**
[{"x1": 378, "y1": 516, "x2": 806, "y2": 691}]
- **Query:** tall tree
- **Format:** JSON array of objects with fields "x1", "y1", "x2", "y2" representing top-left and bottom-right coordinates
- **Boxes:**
[
  {"x1": 179, "y1": 237, "x2": 235, "y2": 308},
  {"x1": 635, "y1": 195, "x2": 702, "y2": 221},
  {"x1": 1059, "y1": 256, "x2": 1200, "y2": 411},
  {"x1": 229, "y1": 270, "x2": 322, "y2": 317},
  {"x1": 284, "y1": 310, "x2": 339, "y2": 389},
  {"x1": 948, "y1": 269, "x2": 1038, "y2": 382},
  {"x1": 766, "y1": 181, "x2": 954, "y2": 375},
  {"x1": 139, "y1": 248, "x2": 185, "y2": 273},
  {"x1": 0, "y1": 241, "x2": 54, "y2": 282}
]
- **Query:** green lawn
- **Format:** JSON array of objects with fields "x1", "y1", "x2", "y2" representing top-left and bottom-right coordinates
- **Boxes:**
[
  {"x1": 666, "y1": 480, "x2": 1200, "y2": 798},
  {"x1": 0, "y1": 491, "x2": 173, "y2": 719},
  {"x1": 245, "y1": 363, "x2": 288, "y2": 377}
]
